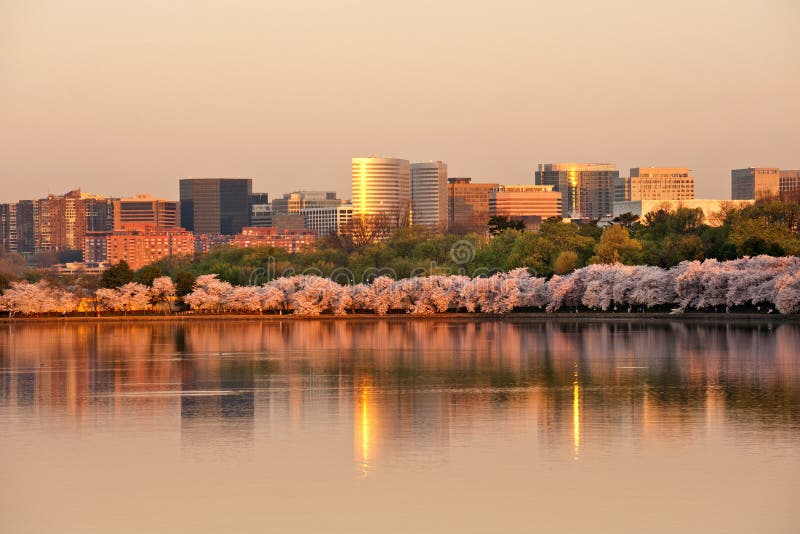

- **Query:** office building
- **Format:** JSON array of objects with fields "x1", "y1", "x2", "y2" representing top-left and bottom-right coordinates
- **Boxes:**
[
  {"x1": 351, "y1": 157, "x2": 411, "y2": 227},
  {"x1": 250, "y1": 193, "x2": 271, "y2": 227},
  {"x1": 271, "y1": 191, "x2": 342, "y2": 215},
  {"x1": 410, "y1": 161, "x2": 448, "y2": 229},
  {"x1": 272, "y1": 213, "x2": 307, "y2": 232},
  {"x1": 613, "y1": 176, "x2": 631, "y2": 203},
  {"x1": 179, "y1": 178, "x2": 252, "y2": 235},
  {"x1": 779, "y1": 170, "x2": 800, "y2": 195},
  {"x1": 230, "y1": 227, "x2": 316, "y2": 253},
  {"x1": 113, "y1": 194, "x2": 179, "y2": 231},
  {"x1": 613, "y1": 199, "x2": 754, "y2": 227},
  {"x1": 301, "y1": 204, "x2": 355, "y2": 236},
  {"x1": 617, "y1": 167, "x2": 695, "y2": 201},
  {"x1": 447, "y1": 178, "x2": 500, "y2": 234},
  {"x1": 731, "y1": 168, "x2": 780, "y2": 200},
  {"x1": 489, "y1": 185, "x2": 562, "y2": 220},
  {"x1": 535, "y1": 163, "x2": 618, "y2": 220}
]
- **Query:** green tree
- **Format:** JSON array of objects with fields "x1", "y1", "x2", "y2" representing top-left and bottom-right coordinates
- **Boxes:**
[
  {"x1": 135, "y1": 265, "x2": 163, "y2": 286},
  {"x1": 591, "y1": 225, "x2": 643, "y2": 264},
  {"x1": 739, "y1": 237, "x2": 785, "y2": 257},
  {"x1": 552, "y1": 250, "x2": 579, "y2": 274},
  {"x1": 488, "y1": 216, "x2": 525, "y2": 235},
  {"x1": 724, "y1": 201, "x2": 800, "y2": 256},
  {"x1": 612, "y1": 212, "x2": 640, "y2": 228},
  {"x1": 100, "y1": 261, "x2": 135, "y2": 288},
  {"x1": 175, "y1": 271, "x2": 196, "y2": 297}
]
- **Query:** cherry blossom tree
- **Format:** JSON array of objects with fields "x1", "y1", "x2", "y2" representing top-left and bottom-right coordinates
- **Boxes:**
[
  {"x1": 0, "y1": 281, "x2": 63, "y2": 315},
  {"x1": 96, "y1": 282, "x2": 151, "y2": 313},
  {"x1": 150, "y1": 276, "x2": 176, "y2": 313},
  {"x1": 775, "y1": 271, "x2": 800, "y2": 314},
  {"x1": 182, "y1": 274, "x2": 233, "y2": 312},
  {"x1": 546, "y1": 272, "x2": 584, "y2": 312}
]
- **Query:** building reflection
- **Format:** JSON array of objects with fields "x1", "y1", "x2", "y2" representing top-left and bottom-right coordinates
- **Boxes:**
[
  {"x1": 354, "y1": 378, "x2": 376, "y2": 476},
  {"x1": 573, "y1": 367, "x2": 580, "y2": 460},
  {"x1": 1, "y1": 319, "x2": 799, "y2": 471}
]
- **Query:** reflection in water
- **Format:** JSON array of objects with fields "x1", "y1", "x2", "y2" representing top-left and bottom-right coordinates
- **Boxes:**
[
  {"x1": 573, "y1": 367, "x2": 580, "y2": 460},
  {"x1": 0, "y1": 319, "x2": 799, "y2": 533},
  {"x1": 355, "y1": 381, "x2": 375, "y2": 476},
  {"x1": 1, "y1": 320, "x2": 799, "y2": 465}
]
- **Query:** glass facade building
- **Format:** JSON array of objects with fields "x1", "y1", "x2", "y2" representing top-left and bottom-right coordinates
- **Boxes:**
[
  {"x1": 179, "y1": 178, "x2": 252, "y2": 235},
  {"x1": 535, "y1": 163, "x2": 618, "y2": 220}
]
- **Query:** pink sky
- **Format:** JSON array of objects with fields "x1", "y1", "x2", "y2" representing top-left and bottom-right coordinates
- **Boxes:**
[{"x1": 1, "y1": 0, "x2": 798, "y2": 202}]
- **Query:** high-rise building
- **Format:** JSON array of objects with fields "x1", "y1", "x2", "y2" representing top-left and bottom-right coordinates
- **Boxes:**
[
  {"x1": 179, "y1": 178, "x2": 252, "y2": 235},
  {"x1": 62, "y1": 190, "x2": 85, "y2": 251},
  {"x1": 351, "y1": 157, "x2": 411, "y2": 227},
  {"x1": 271, "y1": 191, "x2": 342, "y2": 215},
  {"x1": 0, "y1": 204, "x2": 14, "y2": 252},
  {"x1": 82, "y1": 195, "x2": 116, "y2": 232},
  {"x1": 410, "y1": 161, "x2": 448, "y2": 229},
  {"x1": 731, "y1": 168, "x2": 780, "y2": 200},
  {"x1": 14, "y1": 201, "x2": 34, "y2": 254},
  {"x1": 249, "y1": 193, "x2": 271, "y2": 227},
  {"x1": 535, "y1": 163, "x2": 618, "y2": 220},
  {"x1": 301, "y1": 204, "x2": 355, "y2": 236},
  {"x1": 489, "y1": 185, "x2": 562, "y2": 220},
  {"x1": 613, "y1": 176, "x2": 631, "y2": 203},
  {"x1": 32, "y1": 189, "x2": 85, "y2": 253},
  {"x1": 113, "y1": 194, "x2": 180, "y2": 231},
  {"x1": 617, "y1": 167, "x2": 695, "y2": 201},
  {"x1": 447, "y1": 178, "x2": 500, "y2": 234}
]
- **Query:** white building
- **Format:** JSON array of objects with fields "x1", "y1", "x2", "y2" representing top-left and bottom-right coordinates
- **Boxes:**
[
  {"x1": 613, "y1": 199, "x2": 754, "y2": 226},
  {"x1": 301, "y1": 204, "x2": 355, "y2": 236},
  {"x1": 410, "y1": 161, "x2": 448, "y2": 229},
  {"x1": 351, "y1": 157, "x2": 410, "y2": 227},
  {"x1": 619, "y1": 167, "x2": 695, "y2": 202}
]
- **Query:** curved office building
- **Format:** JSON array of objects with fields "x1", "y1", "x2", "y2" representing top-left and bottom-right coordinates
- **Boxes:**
[{"x1": 351, "y1": 157, "x2": 411, "y2": 227}]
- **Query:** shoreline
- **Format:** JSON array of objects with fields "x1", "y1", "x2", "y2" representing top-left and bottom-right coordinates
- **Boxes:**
[{"x1": 1, "y1": 312, "x2": 797, "y2": 325}]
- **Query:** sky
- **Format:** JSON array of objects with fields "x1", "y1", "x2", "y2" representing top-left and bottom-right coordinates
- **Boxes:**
[{"x1": 1, "y1": 0, "x2": 798, "y2": 203}]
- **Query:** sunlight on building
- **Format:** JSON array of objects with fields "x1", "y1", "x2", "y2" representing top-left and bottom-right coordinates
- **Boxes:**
[{"x1": 359, "y1": 160, "x2": 366, "y2": 221}]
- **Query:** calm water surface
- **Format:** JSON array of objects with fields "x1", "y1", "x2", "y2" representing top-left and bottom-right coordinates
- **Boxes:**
[{"x1": 1, "y1": 319, "x2": 798, "y2": 533}]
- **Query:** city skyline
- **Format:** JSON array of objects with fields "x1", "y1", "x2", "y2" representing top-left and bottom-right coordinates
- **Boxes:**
[{"x1": 2, "y1": 1, "x2": 799, "y2": 203}]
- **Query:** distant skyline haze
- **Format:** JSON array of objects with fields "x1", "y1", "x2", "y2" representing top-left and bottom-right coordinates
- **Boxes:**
[{"x1": 1, "y1": 0, "x2": 798, "y2": 202}]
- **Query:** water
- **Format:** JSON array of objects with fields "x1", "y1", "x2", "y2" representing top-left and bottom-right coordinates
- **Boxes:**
[{"x1": 1, "y1": 319, "x2": 798, "y2": 533}]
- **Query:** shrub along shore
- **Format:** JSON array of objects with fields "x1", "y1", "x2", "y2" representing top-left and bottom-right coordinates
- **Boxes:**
[{"x1": 1, "y1": 256, "x2": 799, "y2": 317}]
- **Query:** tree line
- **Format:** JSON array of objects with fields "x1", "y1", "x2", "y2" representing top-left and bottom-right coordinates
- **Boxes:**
[
  {"x1": 0, "y1": 199, "x2": 799, "y2": 314},
  {"x1": 130, "y1": 199, "x2": 800, "y2": 287},
  {"x1": 1, "y1": 256, "x2": 799, "y2": 316}
]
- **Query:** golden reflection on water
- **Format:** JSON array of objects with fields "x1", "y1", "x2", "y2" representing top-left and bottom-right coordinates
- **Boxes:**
[
  {"x1": 355, "y1": 380, "x2": 376, "y2": 476},
  {"x1": 573, "y1": 367, "x2": 580, "y2": 461}
]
